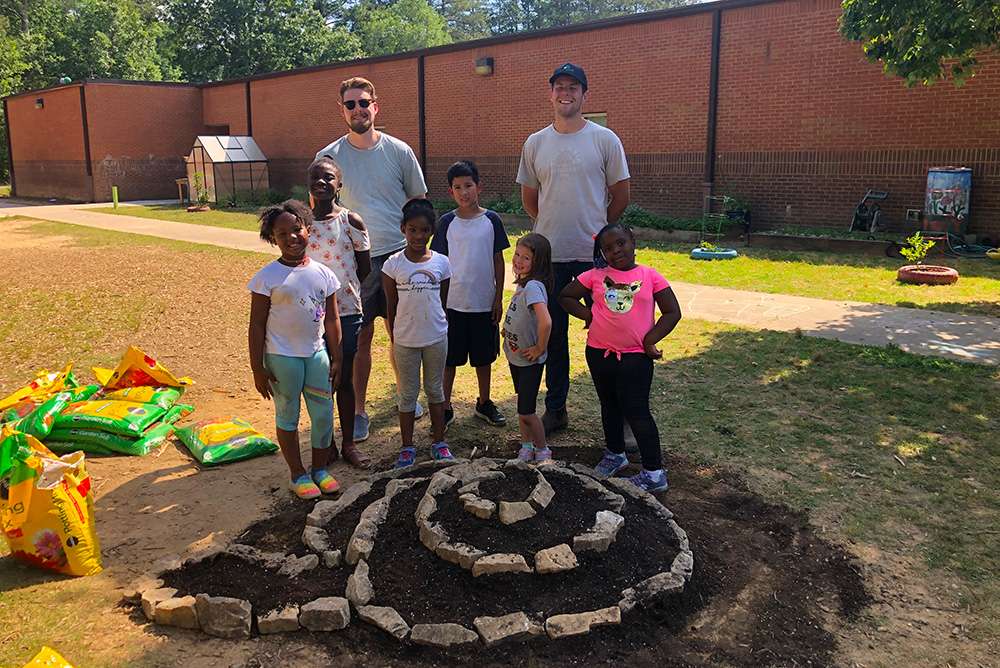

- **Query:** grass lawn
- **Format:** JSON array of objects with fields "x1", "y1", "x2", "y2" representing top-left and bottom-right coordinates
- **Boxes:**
[
  {"x1": 0, "y1": 219, "x2": 997, "y2": 667},
  {"x1": 0, "y1": 184, "x2": 10, "y2": 197}
]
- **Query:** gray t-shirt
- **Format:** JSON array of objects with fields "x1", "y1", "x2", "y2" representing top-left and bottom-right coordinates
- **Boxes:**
[
  {"x1": 315, "y1": 133, "x2": 427, "y2": 257},
  {"x1": 516, "y1": 121, "x2": 630, "y2": 262},
  {"x1": 502, "y1": 279, "x2": 548, "y2": 367}
]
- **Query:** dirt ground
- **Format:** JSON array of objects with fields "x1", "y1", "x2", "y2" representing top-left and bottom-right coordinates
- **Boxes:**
[{"x1": 0, "y1": 219, "x2": 994, "y2": 667}]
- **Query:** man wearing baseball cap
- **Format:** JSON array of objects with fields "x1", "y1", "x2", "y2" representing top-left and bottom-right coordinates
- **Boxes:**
[{"x1": 517, "y1": 62, "x2": 631, "y2": 436}]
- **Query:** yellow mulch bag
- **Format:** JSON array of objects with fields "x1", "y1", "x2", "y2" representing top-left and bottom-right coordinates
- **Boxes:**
[
  {"x1": 0, "y1": 363, "x2": 78, "y2": 412},
  {"x1": 95, "y1": 347, "x2": 194, "y2": 390},
  {"x1": 11, "y1": 647, "x2": 76, "y2": 668},
  {"x1": 53, "y1": 399, "x2": 166, "y2": 436},
  {"x1": 1, "y1": 426, "x2": 102, "y2": 577}
]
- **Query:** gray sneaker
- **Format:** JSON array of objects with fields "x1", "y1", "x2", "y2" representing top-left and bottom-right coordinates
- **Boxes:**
[
  {"x1": 353, "y1": 413, "x2": 370, "y2": 442},
  {"x1": 415, "y1": 400, "x2": 424, "y2": 420}
]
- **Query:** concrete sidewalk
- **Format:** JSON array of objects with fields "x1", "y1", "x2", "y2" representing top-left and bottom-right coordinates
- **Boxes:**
[{"x1": 3, "y1": 200, "x2": 998, "y2": 366}]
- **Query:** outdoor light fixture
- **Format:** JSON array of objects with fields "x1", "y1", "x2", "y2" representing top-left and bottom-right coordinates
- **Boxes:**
[
  {"x1": 34, "y1": 99, "x2": 43, "y2": 109},
  {"x1": 476, "y1": 57, "x2": 494, "y2": 76}
]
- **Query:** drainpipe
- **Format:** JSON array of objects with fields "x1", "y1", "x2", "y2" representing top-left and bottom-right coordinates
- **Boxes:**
[
  {"x1": 702, "y1": 8, "x2": 721, "y2": 215},
  {"x1": 245, "y1": 81, "x2": 252, "y2": 136},
  {"x1": 417, "y1": 55, "x2": 426, "y2": 175}
]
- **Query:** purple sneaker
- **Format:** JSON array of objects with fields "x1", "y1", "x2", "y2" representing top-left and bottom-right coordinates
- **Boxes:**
[
  {"x1": 534, "y1": 447, "x2": 552, "y2": 462},
  {"x1": 594, "y1": 449, "x2": 628, "y2": 476},
  {"x1": 517, "y1": 446, "x2": 535, "y2": 462},
  {"x1": 431, "y1": 442, "x2": 455, "y2": 461},
  {"x1": 627, "y1": 469, "x2": 668, "y2": 492},
  {"x1": 395, "y1": 447, "x2": 416, "y2": 468}
]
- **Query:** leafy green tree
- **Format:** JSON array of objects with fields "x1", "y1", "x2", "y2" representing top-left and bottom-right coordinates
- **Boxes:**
[
  {"x1": 490, "y1": 0, "x2": 689, "y2": 34},
  {"x1": 431, "y1": 0, "x2": 490, "y2": 41},
  {"x1": 840, "y1": 0, "x2": 1000, "y2": 86},
  {"x1": 348, "y1": 0, "x2": 451, "y2": 56}
]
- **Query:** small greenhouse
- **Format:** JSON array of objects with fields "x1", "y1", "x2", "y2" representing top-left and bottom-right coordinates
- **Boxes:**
[{"x1": 185, "y1": 136, "x2": 269, "y2": 203}]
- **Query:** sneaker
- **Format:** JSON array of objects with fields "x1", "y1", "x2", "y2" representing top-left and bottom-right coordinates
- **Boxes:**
[
  {"x1": 443, "y1": 408, "x2": 456, "y2": 432},
  {"x1": 431, "y1": 441, "x2": 454, "y2": 461},
  {"x1": 534, "y1": 447, "x2": 553, "y2": 463},
  {"x1": 517, "y1": 445, "x2": 535, "y2": 462},
  {"x1": 475, "y1": 399, "x2": 506, "y2": 426},
  {"x1": 627, "y1": 469, "x2": 668, "y2": 492},
  {"x1": 353, "y1": 413, "x2": 370, "y2": 442},
  {"x1": 290, "y1": 473, "x2": 321, "y2": 499},
  {"x1": 415, "y1": 400, "x2": 424, "y2": 420},
  {"x1": 311, "y1": 469, "x2": 340, "y2": 494},
  {"x1": 594, "y1": 449, "x2": 628, "y2": 476},
  {"x1": 541, "y1": 407, "x2": 567, "y2": 436},
  {"x1": 395, "y1": 447, "x2": 416, "y2": 468}
]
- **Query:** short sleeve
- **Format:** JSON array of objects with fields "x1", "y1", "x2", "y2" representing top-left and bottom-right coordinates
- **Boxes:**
[
  {"x1": 346, "y1": 216, "x2": 371, "y2": 252},
  {"x1": 576, "y1": 268, "x2": 597, "y2": 291},
  {"x1": 322, "y1": 265, "x2": 342, "y2": 294},
  {"x1": 247, "y1": 270, "x2": 271, "y2": 297},
  {"x1": 400, "y1": 145, "x2": 427, "y2": 198},
  {"x1": 516, "y1": 137, "x2": 540, "y2": 189},
  {"x1": 381, "y1": 255, "x2": 396, "y2": 279},
  {"x1": 524, "y1": 280, "x2": 548, "y2": 306},
  {"x1": 429, "y1": 213, "x2": 453, "y2": 255},
  {"x1": 487, "y1": 211, "x2": 510, "y2": 252},
  {"x1": 439, "y1": 254, "x2": 453, "y2": 281},
  {"x1": 602, "y1": 130, "x2": 630, "y2": 186},
  {"x1": 649, "y1": 267, "x2": 669, "y2": 292}
]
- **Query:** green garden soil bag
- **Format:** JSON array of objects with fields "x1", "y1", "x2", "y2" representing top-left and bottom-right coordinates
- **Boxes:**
[
  {"x1": 161, "y1": 404, "x2": 194, "y2": 425},
  {"x1": 175, "y1": 417, "x2": 278, "y2": 466},
  {"x1": 44, "y1": 439, "x2": 115, "y2": 456},
  {"x1": 12, "y1": 392, "x2": 74, "y2": 440},
  {"x1": 53, "y1": 400, "x2": 166, "y2": 436},
  {"x1": 47, "y1": 428, "x2": 144, "y2": 455},
  {"x1": 101, "y1": 386, "x2": 183, "y2": 410}
]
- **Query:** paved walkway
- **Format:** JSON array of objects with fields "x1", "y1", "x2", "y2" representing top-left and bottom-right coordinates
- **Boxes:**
[{"x1": 3, "y1": 200, "x2": 998, "y2": 366}]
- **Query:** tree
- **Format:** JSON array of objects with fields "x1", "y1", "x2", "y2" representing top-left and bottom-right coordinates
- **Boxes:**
[
  {"x1": 490, "y1": 0, "x2": 690, "y2": 35},
  {"x1": 840, "y1": 0, "x2": 1000, "y2": 86},
  {"x1": 348, "y1": 0, "x2": 451, "y2": 56},
  {"x1": 431, "y1": 0, "x2": 490, "y2": 41}
]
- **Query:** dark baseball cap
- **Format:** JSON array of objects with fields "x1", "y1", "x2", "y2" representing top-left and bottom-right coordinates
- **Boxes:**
[{"x1": 549, "y1": 63, "x2": 587, "y2": 91}]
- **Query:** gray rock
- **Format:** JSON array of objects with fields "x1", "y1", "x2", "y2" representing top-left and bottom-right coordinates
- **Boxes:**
[
  {"x1": 435, "y1": 541, "x2": 487, "y2": 570},
  {"x1": 357, "y1": 605, "x2": 411, "y2": 642},
  {"x1": 418, "y1": 520, "x2": 448, "y2": 551},
  {"x1": 472, "y1": 553, "x2": 532, "y2": 577},
  {"x1": 323, "y1": 550, "x2": 343, "y2": 568},
  {"x1": 360, "y1": 497, "x2": 390, "y2": 526},
  {"x1": 386, "y1": 476, "x2": 426, "y2": 496},
  {"x1": 603, "y1": 476, "x2": 654, "y2": 503},
  {"x1": 226, "y1": 543, "x2": 263, "y2": 562},
  {"x1": 412, "y1": 457, "x2": 468, "y2": 473},
  {"x1": 527, "y1": 474, "x2": 555, "y2": 511},
  {"x1": 258, "y1": 605, "x2": 299, "y2": 634},
  {"x1": 155, "y1": 595, "x2": 199, "y2": 629},
  {"x1": 671, "y1": 550, "x2": 694, "y2": 581},
  {"x1": 499, "y1": 501, "x2": 536, "y2": 525},
  {"x1": 568, "y1": 462, "x2": 607, "y2": 480},
  {"x1": 545, "y1": 606, "x2": 621, "y2": 639},
  {"x1": 278, "y1": 553, "x2": 320, "y2": 577},
  {"x1": 446, "y1": 459, "x2": 501, "y2": 483},
  {"x1": 195, "y1": 594, "x2": 252, "y2": 638},
  {"x1": 414, "y1": 493, "x2": 437, "y2": 523},
  {"x1": 474, "y1": 612, "x2": 537, "y2": 647},
  {"x1": 573, "y1": 510, "x2": 625, "y2": 552},
  {"x1": 302, "y1": 526, "x2": 332, "y2": 553},
  {"x1": 346, "y1": 519, "x2": 378, "y2": 565},
  {"x1": 457, "y1": 481, "x2": 480, "y2": 496},
  {"x1": 462, "y1": 495, "x2": 496, "y2": 519},
  {"x1": 504, "y1": 458, "x2": 532, "y2": 472},
  {"x1": 141, "y1": 587, "x2": 178, "y2": 620},
  {"x1": 411, "y1": 623, "x2": 478, "y2": 648},
  {"x1": 462, "y1": 470, "x2": 505, "y2": 485},
  {"x1": 259, "y1": 551, "x2": 288, "y2": 570},
  {"x1": 425, "y1": 471, "x2": 460, "y2": 496},
  {"x1": 307, "y1": 482, "x2": 372, "y2": 527},
  {"x1": 299, "y1": 597, "x2": 351, "y2": 631},
  {"x1": 182, "y1": 545, "x2": 226, "y2": 567},
  {"x1": 618, "y1": 572, "x2": 685, "y2": 612},
  {"x1": 346, "y1": 559, "x2": 374, "y2": 607},
  {"x1": 147, "y1": 554, "x2": 183, "y2": 578},
  {"x1": 122, "y1": 576, "x2": 163, "y2": 603},
  {"x1": 534, "y1": 544, "x2": 579, "y2": 574},
  {"x1": 668, "y1": 520, "x2": 690, "y2": 551}
]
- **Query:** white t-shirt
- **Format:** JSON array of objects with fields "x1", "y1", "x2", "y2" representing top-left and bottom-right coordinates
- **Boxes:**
[
  {"x1": 516, "y1": 121, "x2": 630, "y2": 262},
  {"x1": 315, "y1": 133, "x2": 427, "y2": 257},
  {"x1": 247, "y1": 259, "x2": 341, "y2": 357},
  {"x1": 307, "y1": 209, "x2": 371, "y2": 316},
  {"x1": 429, "y1": 209, "x2": 509, "y2": 313},
  {"x1": 381, "y1": 250, "x2": 452, "y2": 348}
]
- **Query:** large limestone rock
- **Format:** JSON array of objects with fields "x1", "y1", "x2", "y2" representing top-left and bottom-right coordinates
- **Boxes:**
[
  {"x1": 411, "y1": 623, "x2": 478, "y2": 648},
  {"x1": 473, "y1": 612, "x2": 539, "y2": 647},
  {"x1": 573, "y1": 510, "x2": 625, "y2": 552},
  {"x1": 299, "y1": 597, "x2": 351, "y2": 631},
  {"x1": 435, "y1": 541, "x2": 487, "y2": 570},
  {"x1": 195, "y1": 594, "x2": 252, "y2": 638},
  {"x1": 346, "y1": 519, "x2": 378, "y2": 565},
  {"x1": 278, "y1": 553, "x2": 319, "y2": 577},
  {"x1": 141, "y1": 587, "x2": 178, "y2": 620},
  {"x1": 358, "y1": 605, "x2": 411, "y2": 642},
  {"x1": 346, "y1": 559, "x2": 374, "y2": 607},
  {"x1": 302, "y1": 526, "x2": 332, "y2": 553},
  {"x1": 154, "y1": 595, "x2": 199, "y2": 629},
  {"x1": 307, "y1": 481, "x2": 372, "y2": 527},
  {"x1": 534, "y1": 544, "x2": 579, "y2": 574},
  {"x1": 545, "y1": 606, "x2": 621, "y2": 639},
  {"x1": 499, "y1": 501, "x2": 536, "y2": 525},
  {"x1": 618, "y1": 572, "x2": 686, "y2": 613},
  {"x1": 258, "y1": 605, "x2": 299, "y2": 634},
  {"x1": 471, "y1": 553, "x2": 532, "y2": 577}
]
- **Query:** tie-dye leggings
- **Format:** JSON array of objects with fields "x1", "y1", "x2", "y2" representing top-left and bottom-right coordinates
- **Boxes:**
[{"x1": 264, "y1": 350, "x2": 334, "y2": 450}]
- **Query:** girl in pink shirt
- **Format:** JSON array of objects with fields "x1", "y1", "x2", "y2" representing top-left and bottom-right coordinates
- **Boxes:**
[{"x1": 559, "y1": 223, "x2": 681, "y2": 492}]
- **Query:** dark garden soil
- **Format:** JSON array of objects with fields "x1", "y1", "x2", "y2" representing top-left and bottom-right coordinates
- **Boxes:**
[{"x1": 157, "y1": 447, "x2": 872, "y2": 668}]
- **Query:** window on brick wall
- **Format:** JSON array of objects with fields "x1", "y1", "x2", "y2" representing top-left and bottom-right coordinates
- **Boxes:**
[
  {"x1": 583, "y1": 113, "x2": 607, "y2": 127},
  {"x1": 205, "y1": 124, "x2": 230, "y2": 135}
]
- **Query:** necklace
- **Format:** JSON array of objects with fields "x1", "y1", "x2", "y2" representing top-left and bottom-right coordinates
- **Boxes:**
[{"x1": 278, "y1": 256, "x2": 308, "y2": 267}]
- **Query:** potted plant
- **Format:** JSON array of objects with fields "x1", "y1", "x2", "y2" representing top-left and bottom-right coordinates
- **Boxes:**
[
  {"x1": 897, "y1": 232, "x2": 958, "y2": 285},
  {"x1": 690, "y1": 239, "x2": 738, "y2": 261},
  {"x1": 187, "y1": 172, "x2": 212, "y2": 212},
  {"x1": 721, "y1": 188, "x2": 751, "y2": 234}
]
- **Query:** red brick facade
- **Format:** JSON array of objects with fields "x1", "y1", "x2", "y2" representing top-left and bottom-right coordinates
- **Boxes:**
[{"x1": 6, "y1": 0, "x2": 1000, "y2": 238}]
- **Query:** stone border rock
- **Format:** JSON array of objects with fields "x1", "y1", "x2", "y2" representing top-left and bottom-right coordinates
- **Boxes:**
[{"x1": 135, "y1": 457, "x2": 693, "y2": 648}]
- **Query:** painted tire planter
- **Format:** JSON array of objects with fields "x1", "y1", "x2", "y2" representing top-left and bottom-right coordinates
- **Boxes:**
[
  {"x1": 897, "y1": 265, "x2": 959, "y2": 285},
  {"x1": 987, "y1": 249, "x2": 1000, "y2": 261},
  {"x1": 690, "y1": 247, "x2": 738, "y2": 261}
]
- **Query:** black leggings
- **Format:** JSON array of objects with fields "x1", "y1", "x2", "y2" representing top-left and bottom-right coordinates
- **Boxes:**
[
  {"x1": 509, "y1": 362, "x2": 544, "y2": 416},
  {"x1": 585, "y1": 346, "x2": 661, "y2": 470}
]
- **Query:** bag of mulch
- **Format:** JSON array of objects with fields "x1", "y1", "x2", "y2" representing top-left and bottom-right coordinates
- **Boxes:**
[
  {"x1": 1, "y1": 427, "x2": 102, "y2": 576},
  {"x1": 1, "y1": 398, "x2": 38, "y2": 425},
  {"x1": 47, "y1": 419, "x2": 175, "y2": 456},
  {"x1": 0, "y1": 363, "x2": 80, "y2": 412},
  {"x1": 11, "y1": 392, "x2": 74, "y2": 440},
  {"x1": 161, "y1": 403, "x2": 194, "y2": 425},
  {"x1": 43, "y1": 439, "x2": 115, "y2": 456},
  {"x1": 95, "y1": 347, "x2": 194, "y2": 390},
  {"x1": 53, "y1": 400, "x2": 166, "y2": 437},
  {"x1": 175, "y1": 417, "x2": 278, "y2": 466},
  {"x1": 17, "y1": 646, "x2": 77, "y2": 668},
  {"x1": 101, "y1": 385, "x2": 184, "y2": 410}
]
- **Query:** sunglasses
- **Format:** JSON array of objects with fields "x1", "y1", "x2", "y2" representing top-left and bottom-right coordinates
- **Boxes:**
[{"x1": 342, "y1": 99, "x2": 373, "y2": 110}]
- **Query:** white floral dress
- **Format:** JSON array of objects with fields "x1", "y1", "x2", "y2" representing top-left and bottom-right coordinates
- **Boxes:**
[{"x1": 307, "y1": 209, "x2": 370, "y2": 316}]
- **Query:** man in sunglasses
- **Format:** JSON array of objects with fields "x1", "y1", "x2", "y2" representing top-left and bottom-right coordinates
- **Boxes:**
[
  {"x1": 516, "y1": 63, "x2": 631, "y2": 437},
  {"x1": 315, "y1": 76, "x2": 428, "y2": 444}
]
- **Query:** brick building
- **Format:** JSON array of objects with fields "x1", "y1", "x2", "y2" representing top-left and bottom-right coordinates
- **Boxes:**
[{"x1": 4, "y1": 0, "x2": 999, "y2": 238}]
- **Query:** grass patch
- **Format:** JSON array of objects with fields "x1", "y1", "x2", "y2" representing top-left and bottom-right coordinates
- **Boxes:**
[
  {"x1": 0, "y1": 184, "x2": 10, "y2": 197},
  {"x1": 92, "y1": 203, "x2": 262, "y2": 232}
]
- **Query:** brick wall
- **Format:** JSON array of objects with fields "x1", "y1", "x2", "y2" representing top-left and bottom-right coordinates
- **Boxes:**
[
  {"x1": 7, "y1": 86, "x2": 92, "y2": 200},
  {"x1": 203, "y1": 84, "x2": 247, "y2": 135},
  {"x1": 85, "y1": 83, "x2": 203, "y2": 201}
]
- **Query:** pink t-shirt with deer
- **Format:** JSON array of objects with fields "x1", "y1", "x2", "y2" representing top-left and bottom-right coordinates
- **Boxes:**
[{"x1": 577, "y1": 265, "x2": 670, "y2": 355}]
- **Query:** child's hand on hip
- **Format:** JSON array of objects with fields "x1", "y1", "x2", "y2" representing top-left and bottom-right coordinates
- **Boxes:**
[
  {"x1": 253, "y1": 368, "x2": 277, "y2": 400},
  {"x1": 642, "y1": 335, "x2": 663, "y2": 360},
  {"x1": 520, "y1": 344, "x2": 544, "y2": 363}
]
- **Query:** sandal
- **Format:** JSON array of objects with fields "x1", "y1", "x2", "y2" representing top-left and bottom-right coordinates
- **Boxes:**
[{"x1": 341, "y1": 444, "x2": 372, "y2": 470}]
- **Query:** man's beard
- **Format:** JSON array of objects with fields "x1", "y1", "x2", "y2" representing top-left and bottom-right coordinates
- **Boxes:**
[{"x1": 350, "y1": 116, "x2": 372, "y2": 134}]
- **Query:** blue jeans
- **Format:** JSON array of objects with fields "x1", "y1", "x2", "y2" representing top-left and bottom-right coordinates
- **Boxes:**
[
  {"x1": 545, "y1": 261, "x2": 592, "y2": 412},
  {"x1": 264, "y1": 350, "x2": 334, "y2": 450}
]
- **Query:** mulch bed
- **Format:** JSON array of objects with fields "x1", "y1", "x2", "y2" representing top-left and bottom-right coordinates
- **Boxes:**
[{"x1": 158, "y1": 449, "x2": 872, "y2": 667}]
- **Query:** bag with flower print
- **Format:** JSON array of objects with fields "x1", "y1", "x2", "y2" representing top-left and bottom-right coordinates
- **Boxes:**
[{"x1": 0, "y1": 425, "x2": 102, "y2": 576}]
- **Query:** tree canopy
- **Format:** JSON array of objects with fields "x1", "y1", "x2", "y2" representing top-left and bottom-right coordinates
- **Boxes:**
[{"x1": 840, "y1": 0, "x2": 1000, "y2": 86}]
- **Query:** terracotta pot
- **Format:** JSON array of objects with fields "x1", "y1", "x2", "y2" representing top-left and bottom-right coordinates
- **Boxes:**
[
  {"x1": 187, "y1": 205, "x2": 211, "y2": 212},
  {"x1": 897, "y1": 265, "x2": 959, "y2": 285}
]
